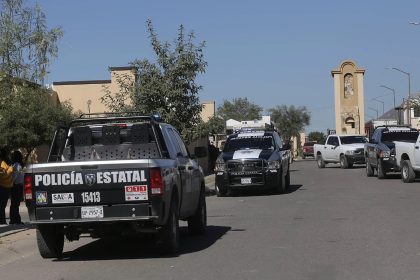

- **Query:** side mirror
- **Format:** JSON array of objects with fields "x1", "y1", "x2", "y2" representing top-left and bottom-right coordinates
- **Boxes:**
[{"x1": 193, "y1": 146, "x2": 207, "y2": 158}]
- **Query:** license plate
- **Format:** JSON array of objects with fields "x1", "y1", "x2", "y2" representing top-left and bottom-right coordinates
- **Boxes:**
[
  {"x1": 81, "y1": 206, "x2": 104, "y2": 219},
  {"x1": 241, "y1": 178, "x2": 252, "y2": 184}
]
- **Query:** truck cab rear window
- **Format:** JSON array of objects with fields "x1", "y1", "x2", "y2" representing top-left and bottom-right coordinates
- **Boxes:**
[{"x1": 61, "y1": 123, "x2": 161, "y2": 161}]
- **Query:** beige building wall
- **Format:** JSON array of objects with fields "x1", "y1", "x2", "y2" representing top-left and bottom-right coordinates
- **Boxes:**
[
  {"x1": 331, "y1": 61, "x2": 365, "y2": 135},
  {"x1": 53, "y1": 66, "x2": 214, "y2": 122},
  {"x1": 201, "y1": 101, "x2": 215, "y2": 122},
  {"x1": 52, "y1": 67, "x2": 137, "y2": 114}
]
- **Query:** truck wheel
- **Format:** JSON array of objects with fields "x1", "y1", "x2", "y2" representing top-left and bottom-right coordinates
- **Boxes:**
[
  {"x1": 188, "y1": 189, "x2": 207, "y2": 235},
  {"x1": 158, "y1": 198, "x2": 180, "y2": 254},
  {"x1": 275, "y1": 170, "x2": 286, "y2": 194},
  {"x1": 401, "y1": 160, "x2": 416, "y2": 183},
  {"x1": 36, "y1": 225, "x2": 64, "y2": 259},
  {"x1": 377, "y1": 160, "x2": 387, "y2": 179},
  {"x1": 285, "y1": 168, "x2": 290, "y2": 189},
  {"x1": 317, "y1": 155, "x2": 325, "y2": 168},
  {"x1": 340, "y1": 155, "x2": 349, "y2": 169},
  {"x1": 366, "y1": 160, "x2": 374, "y2": 177},
  {"x1": 216, "y1": 185, "x2": 227, "y2": 197}
]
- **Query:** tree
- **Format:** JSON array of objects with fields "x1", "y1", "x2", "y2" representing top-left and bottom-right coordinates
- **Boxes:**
[
  {"x1": 308, "y1": 131, "x2": 326, "y2": 144},
  {"x1": 217, "y1": 97, "x2": 262, "y2": 121},
  {"x1": 102, "y1": 20, "x2": 207, "y2": 138},
  {"x1": 0, "y1": 0, "x2": 63, "y2": 83},
  {"x1": 0, "y1": 78, "x2": 74, "y2": 162},
  {"x1": 0, "y1": 0, "x2": 70, "y2": 162},
  {"x1": 185, "y1": 115, "x2": 225, "y2": 143},
  {"x1": 268, "y1": 105, "x2": 311, "y2": 141}
]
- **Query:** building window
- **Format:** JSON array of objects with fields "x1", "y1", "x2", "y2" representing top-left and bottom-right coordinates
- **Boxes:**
[
  {"x1": 345, "y1": 117, "x2": 355, "y2": 129},
  {"x1": 414, "y1": 106, "x2": 420, "y2": 118}
]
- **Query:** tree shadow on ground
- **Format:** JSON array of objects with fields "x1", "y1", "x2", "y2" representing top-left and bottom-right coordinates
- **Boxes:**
[
  {"x1": 229, "y1": 184, "x2": 303, "y2": 197},
  {"x1": 56, "y1": 225, "x2": 231, "y2": 261}
]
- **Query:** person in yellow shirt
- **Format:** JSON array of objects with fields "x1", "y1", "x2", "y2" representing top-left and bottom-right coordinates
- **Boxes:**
[{"x1": 0, "y1": 148, "x2": 13, "y2": 225}]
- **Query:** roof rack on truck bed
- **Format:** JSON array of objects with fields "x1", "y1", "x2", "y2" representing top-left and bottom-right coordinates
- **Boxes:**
[{"x1": 70, "y1": 112, "x2": 163, "y2": 127}]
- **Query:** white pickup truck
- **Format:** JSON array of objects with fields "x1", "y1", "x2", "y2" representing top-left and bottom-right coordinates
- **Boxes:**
[
  {"x1": 393, "y1": 130, "x2": 420, "y2": 182},
  {"x1": 314, "y1": 134, "x2": 367, "y2": 169}
]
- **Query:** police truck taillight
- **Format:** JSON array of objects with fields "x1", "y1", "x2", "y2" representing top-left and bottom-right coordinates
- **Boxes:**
[
  {"x1": 150, "y1": 168, "x2": 164, "y2": 195},
  {"x1": 24, "y1": 174, "x2": 33, "y2": 200}
]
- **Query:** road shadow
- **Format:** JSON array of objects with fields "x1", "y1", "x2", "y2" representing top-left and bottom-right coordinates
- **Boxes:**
[
  {"x1": 56, "y1": 225, "x2": 231, "y2": 261},
  {"x1": 0, "y1": 222, "x2": 35, "y2": 237},
  {"x1": 229, "y1": 184, "x2": 303, "y2": 197}
]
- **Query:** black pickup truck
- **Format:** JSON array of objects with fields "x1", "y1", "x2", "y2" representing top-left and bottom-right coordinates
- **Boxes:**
[
  {"x1": 24, "y1": 113, "x2": 207, "y2": 258},
  {"x1": 214, "y1": 129, "x2": 291, "y2": 196},
  {"x1": 364, "y1": 125, "x2": 417, "y2": 179}
]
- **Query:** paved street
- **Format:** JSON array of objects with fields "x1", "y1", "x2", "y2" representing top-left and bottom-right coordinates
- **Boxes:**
[{"x1": 2, "y1": 160, "x2": 420, "y2": 279}]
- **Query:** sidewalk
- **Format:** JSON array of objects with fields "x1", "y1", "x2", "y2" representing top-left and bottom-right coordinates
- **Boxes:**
[
  {"x1": 0, "y1": 202, "x2": 33, "y2": 238},
  {"x1": 0, "y1": 174, "x2": 216, "y2": 238}
]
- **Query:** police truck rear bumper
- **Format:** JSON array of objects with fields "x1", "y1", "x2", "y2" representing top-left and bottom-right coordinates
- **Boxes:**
[{"x1": 27, "y1": 203, "x2": 163, "y2": 225}]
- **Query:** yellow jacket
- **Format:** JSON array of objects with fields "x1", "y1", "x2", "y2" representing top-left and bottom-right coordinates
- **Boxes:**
[{"x1": 0, "y1": 160, "x2": 13, "y2": 188}]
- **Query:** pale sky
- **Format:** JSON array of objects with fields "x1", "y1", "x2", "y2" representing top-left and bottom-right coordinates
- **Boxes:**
[{"x1": 31, "y1": 0, "x2": 420, "y2": 132}]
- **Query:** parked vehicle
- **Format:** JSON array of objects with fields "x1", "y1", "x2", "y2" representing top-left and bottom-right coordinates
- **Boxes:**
[
  {"x1": 391, "y1": 130, "x2": 420, "y2": 182},
  {"x1": 214, "y1": 129, "x2": 291, "y2": 196},
  {"x1": 24, "y1": 113, "x2": 207, "y2": 258},
  {"x1": 302, "y1": 141, "x2": 317, "y2": 159},
  {"x1": 314, "y1": 134, "x2": 367, "y2": 168},
  {"x1": 364, "y1": 126, "x2": 416, "y2": 179}
]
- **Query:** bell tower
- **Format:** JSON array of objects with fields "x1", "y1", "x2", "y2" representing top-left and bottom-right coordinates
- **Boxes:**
[{"x1": 331, "y1": 60, "x2": 365, "y2": 135}]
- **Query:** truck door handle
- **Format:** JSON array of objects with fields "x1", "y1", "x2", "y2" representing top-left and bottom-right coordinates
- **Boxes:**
[
  {"x1": 187, "y1": 166, "x2": 194, "y2": 170},
  {"x1": 416, "y1": 146, "x2": 419, "y2": 149}
]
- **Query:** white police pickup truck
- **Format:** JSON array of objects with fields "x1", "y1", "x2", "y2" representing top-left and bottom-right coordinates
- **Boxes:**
[{"x1": 314, "y1": 134, "x2": 367, "y2": 168}]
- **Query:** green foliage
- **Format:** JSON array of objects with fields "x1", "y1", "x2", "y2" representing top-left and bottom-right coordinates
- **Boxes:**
[
  {"x1": 0, "y1": 0, "x2": 63, "y2": 83},
  {"x1": 308, "y1": 131, "x2": 326, "y2": 144},
  {"x1": 102, "y1": 20, "x2": 207, "y2": 137},
  {"x1": 268, "y1": 105, "x2": 310, "y2": 141},
  {"x1": 217, "y1": 97, "x2": 262, "y2": 121},
  {"x1": 184, "y1": 115, "x2": 225, "y2": 143},
  {"x1": 0, "y1": 79, "x2": 74, "y2": 159}
]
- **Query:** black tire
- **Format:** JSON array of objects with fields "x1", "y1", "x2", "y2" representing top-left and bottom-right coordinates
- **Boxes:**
[
  {"x1": 377, "y1": 160, "x2": 387, "y2": 179},
  {"x1": 36, "y1": 225, "x2": 64, "y2": 259},
  {"x1": 188, "y1": 189, "x2": 207, "y2": 235},
  {"x1": 366, "y1": 159, "x2": 374, "y2": 177},
  {"x1": 401, "y1": 160, "x2": 416, "y2": 183},
  {"x1": 274, "y1": 169, "x2": 286, "y2": 194},
  {"x1": 317, "y1": 155, "x2": 325, "y2": 168},
  {"x1": 340, "y1": 155, "x2": 349, "y2": 169},
  {"x1": 158, "y1": 197, "x2": 180, "y2": 254},
  {"x1": 216, "y1": 185, "x2": 227, "y2": 197},
  {"x1": 285, "y1": 168, "x2": 290, "y2": 189}
]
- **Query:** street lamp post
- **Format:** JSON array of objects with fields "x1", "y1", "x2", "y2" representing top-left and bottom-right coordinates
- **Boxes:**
[
  {"x1": 380, "y1": 85, "x2": 396, "y2": 111},
  {"x1": 387, "y1": 67, "x2": 411, "y2": 126},
  {"x1": 372, "y1": 98, "x2": 385, "y2": 116},
  {"x1": 368, "y1": 107, "x2": 379, "y2": 119}
]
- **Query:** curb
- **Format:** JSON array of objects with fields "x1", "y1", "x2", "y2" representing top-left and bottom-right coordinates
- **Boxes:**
[{"x1": 0, "y1": 225, "x2": 34, "y2": 238}]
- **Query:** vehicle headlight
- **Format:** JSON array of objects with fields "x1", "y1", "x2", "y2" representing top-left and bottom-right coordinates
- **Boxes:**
[
  {"x1": 267, "y1": 160, "x2": 281, "y2": 169},
  {"x1": 215, "y1": 162, "x2": 226, "y2": 172},
  {"x1": 345, "y1": 150, "x2": 354, "y2": 155},
  {"x1": 379, "y1": 151, "x2": 390, "y2": 158}
]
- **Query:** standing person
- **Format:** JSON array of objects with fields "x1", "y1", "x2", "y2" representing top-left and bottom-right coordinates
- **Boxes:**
[
  {"x1": 10, "y1": 151, "x2": 24, "y2": 224},
  {"x1": 0, "y1": 148, "x2": 13, "y2": 225}
]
